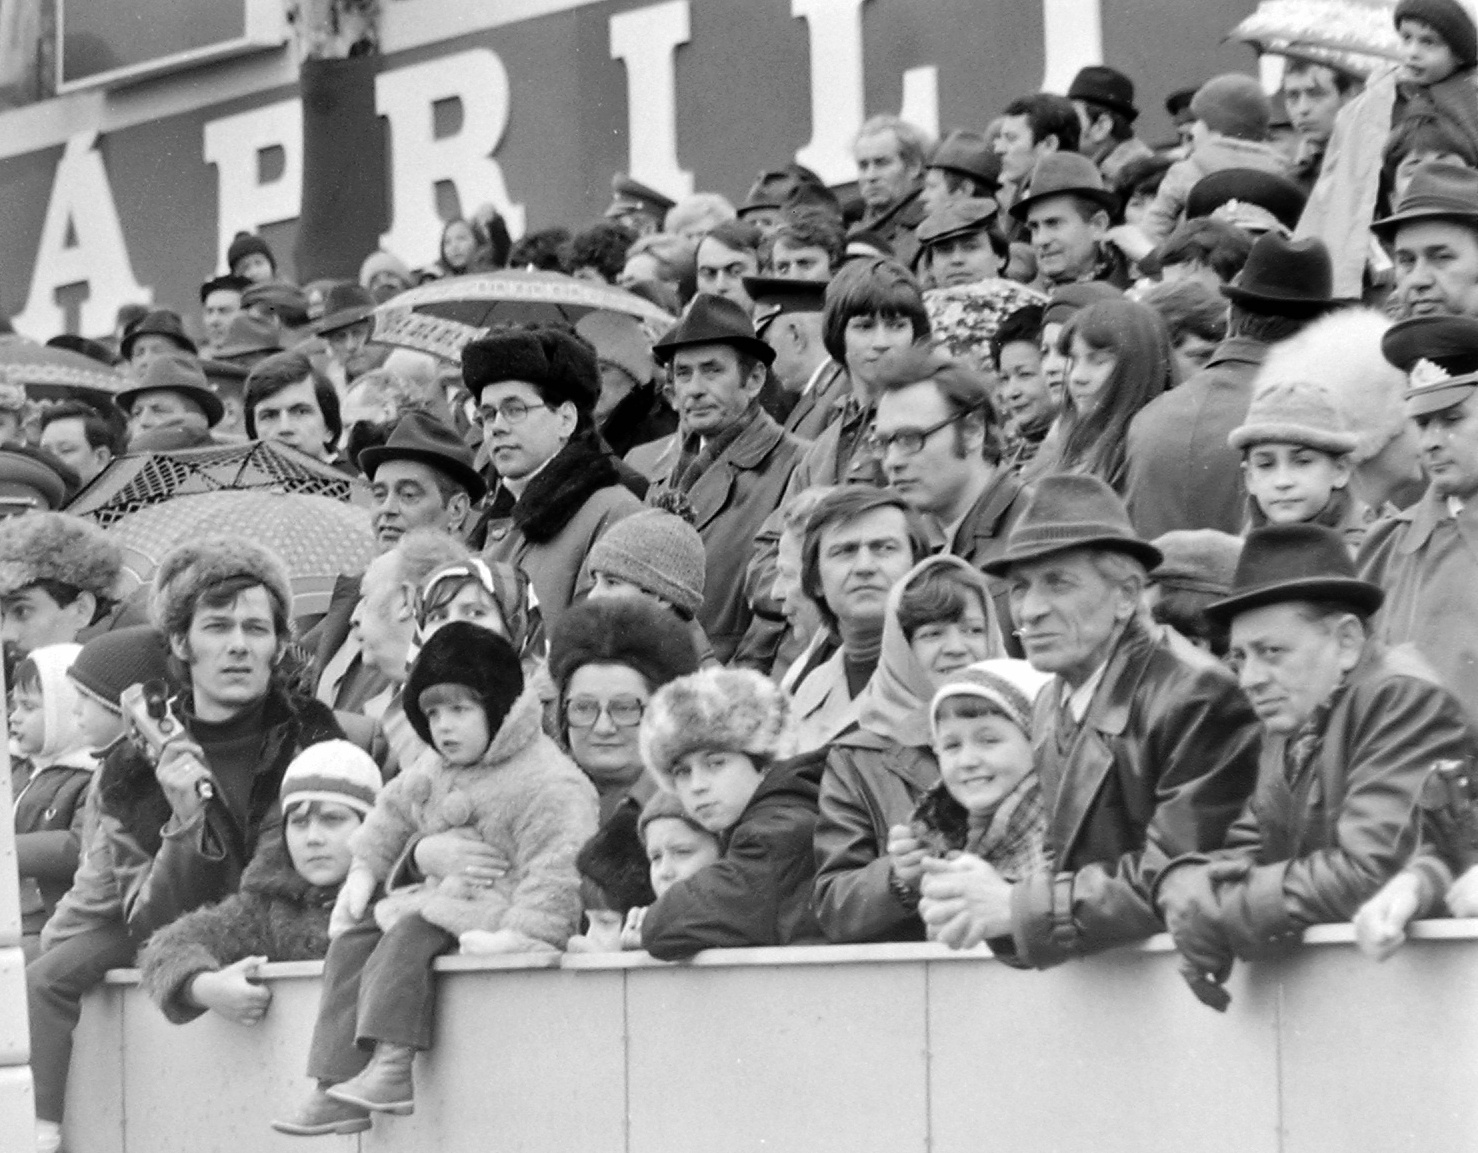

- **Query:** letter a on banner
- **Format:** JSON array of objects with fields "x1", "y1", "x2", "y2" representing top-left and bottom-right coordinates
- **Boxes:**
[
  {"x1": 377, "y1": 49, "x2": 526, "y2": 261},
  {"x1": 14, "y1": 130, "x2": 151, "y2": 339},
  {"x1": 610, "y1": 0, "x2": 694, "y2": 202}
]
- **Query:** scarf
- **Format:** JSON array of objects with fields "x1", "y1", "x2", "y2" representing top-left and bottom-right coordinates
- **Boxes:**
[
  {"x1": 670, "y1": 405, "x2": 754, "y2": 494},
  {"x1": 511, "y1": 431, "x2": 622, "y2": 544},
  {"x1": 910, "y1": 774, "x2": 1048, "y2": 883}
]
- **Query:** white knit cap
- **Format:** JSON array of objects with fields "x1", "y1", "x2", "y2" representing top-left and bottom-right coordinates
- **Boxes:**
[
  {"x1": 929, "y1": 659, "x2": 1055, "y2": 742},
  {"x1": 279, "y1": 740, "x2": 382, "y2": 815}
]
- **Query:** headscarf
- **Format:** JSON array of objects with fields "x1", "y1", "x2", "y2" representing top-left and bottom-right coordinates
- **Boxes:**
[
  {"x1": 853, "y1": 555, "x2": 1004, "y2": 749},
  {"x1": 16, "y1": 643, "x2": 88, "y2": 767},
  {"x1": 412, "y1": 556, "x2": 542, "y2": 663}
]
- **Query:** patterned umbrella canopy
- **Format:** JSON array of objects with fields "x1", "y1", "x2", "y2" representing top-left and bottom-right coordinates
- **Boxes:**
[
  {"x1": 0, "y1": 337, "x2": 123, "y2": 403},
  {"x1": 371, "y1": 269, "x2": 675, "y2": 360},
  {"x1": 67, "y1": 440, "x2": 369, "y2": 527},
  {"x1": 1230, "y1": 0, "x2": 1401, "y2": 79},
  {"x1": 105, "y1": 490, "x2": 375, "y2": 621}
]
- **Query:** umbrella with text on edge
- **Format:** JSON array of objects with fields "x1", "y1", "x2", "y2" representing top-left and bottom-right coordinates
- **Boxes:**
[
  {"x1": 104, "y1": 489, "x2": 376, "y2": 622},
  {"x1": 67, "y1": 440, "x2": 370, "y2": 526},
  {"x1": 0, "y1": 338, "x2": 123, "y2": 405},
  {"x1": 370, "y1": 269, "x2": 676, "y2": 361}
]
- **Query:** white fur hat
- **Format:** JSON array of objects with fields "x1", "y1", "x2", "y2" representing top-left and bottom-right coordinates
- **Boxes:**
[{"x1": 639, "y1": 667, "x2": 793, "y2": 791}]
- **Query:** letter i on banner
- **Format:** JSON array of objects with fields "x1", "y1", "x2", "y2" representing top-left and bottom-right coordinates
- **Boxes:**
[
  {"x1": 1040, "y1": 0, "x2": 1103, "y2": 93},
  {"x1": 610, "y1": 0, "x2": 695, "y2": 202}
]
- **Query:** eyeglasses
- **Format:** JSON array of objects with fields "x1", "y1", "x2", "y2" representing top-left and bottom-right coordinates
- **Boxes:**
[
  {"x1": 477, "y1": 399, "x2": 550, "y2": 427},
  {"x1": 866, "y1": 412, "x2": 961, "y2": 457},
  {"x1": 565, "y1": 695, "x2": 647, "y2": 729}
]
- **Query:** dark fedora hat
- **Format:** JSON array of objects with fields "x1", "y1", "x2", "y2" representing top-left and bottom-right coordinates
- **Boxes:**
[
  {"x1": 1205, "y1": 523, "x2": 1383, "y2": 625},
  {"x1": 1010, "y1": 152, "x2": 1119, "y2": 221},
  {"x1": 214, "y1": 313, "x2": 283, "y2": 363},
  {"x1": 45, "y1": 333, "x2": 118, "y2": 367},
  {"x1": 1068, "y1": 65, "x2": 1138, "y2": 122},
  {"x1": 314, "y1": 281, "x2": 377, "y2": 336},
  {"x1": 916, "y1": 197, "x2": 1002, "y2": 248},
  {"x1": 652, "y1": 293, "x2": 776, "y2": 367},
  {"x1": 356, "y1": 410, "x2": 487, "y2": 503},
  {"x1": 119, "y1": 309, "x2": 197, "y2": 361},
  {"x1": 1186, "y1": 168, "x2": 1307, "y2": 233},
  {"x1": 115, "y1": 351, "x2": 225, "y2": 427},
  {"x1": 1220, "y1": 233, "x2": 1335, "y2": 316},
  {"x1": 981, "y1": 474, "x2": 1162, "y2": 575},
  {"x1": 1371, "y1": 160, "x2": 1478, "y2": 238},
  {"x1": 929, "y1": 130, "x2": 1002, "y2": 190}
]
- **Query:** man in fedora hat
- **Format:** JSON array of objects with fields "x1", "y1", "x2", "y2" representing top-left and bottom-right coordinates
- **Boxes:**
[
  {"x1": 1156, "y1": 523, "x2": 1476, "y2": 1010},
  {"x1": 1068, "y1": 65, "x2": 1154, "y2": 186},
  {"x1": 1360, "y1": 314, "x2": 1478, "y2": 724},
  {"x1": 314, "y1": 281, "x2": 379, "y2": 377},
  {"x1": 916, "y1": 474, "x2": 1260, "y2": 967},
  {"x1": 645, "y1": 294, "x2": 804, "y2": 663},
  {"x1": 1011, "y1": 152, "x2": 1131, "y2": 292},
  {"x1": 120, "y1": 308, "x2": 198, "y2": 376},
  {"x1": 244, "y1": 350, "x2": 345, "y2": 468},
  {"x1": 1373, "y1": 160, "x2": 1478, "y2": 319},
  {"x1": 1125, "y1": 233, "x2": 1336, "y2": 540},
  {"x1": 115, "y1": 351, "x2": 225, "y2": 446},
  {"x1": 920, "y1": 130, "x2": 1002, "y2": 218}
]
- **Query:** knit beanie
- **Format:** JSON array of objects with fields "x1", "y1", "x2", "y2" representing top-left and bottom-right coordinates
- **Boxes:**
[
  {"x1": 358, "y1": 249, "x2": 413, "y2": 290},
  {"x1": 150, "y1": 537, "x2": 294, "y2": 642},
  {"x1": 403, "y1": 621, "x2": 525, "y2": 749},
  {"x1": 1396, "y1": 0, "x2": 1478, "y2": 68},
  {"x1": 639, "y1": 667, "x2": 792, "y2": 792},
  {"x1": 1228, "y1": 380, "x2": 1358, "y2": 455},
  {"x1": 461, "y1": 327, "x2": 601, "y2": 414},
  {"x1": 279, "y1": 740, "x2": 383, "y2": 816},
  {"x1": 1190, "y1": 73, "x2": 1271, "y2": 141},
  {"x1": 584, "y1": 510, "x2": 706, "y2": 617},
  {"x1": 928, "y1": 659, "x2": 1054, "y2": 744},
  {"x1": 548, "y1": 597, "x2": 700, "y2": 700},
  {"x1": 0, "y1": 512, "x2": 122, "y2": 601},
  {"x1": 1150, "y1": 531, "x2": 1244, "y2": 597},
  {"x1": 575, "y1": 800, "x2": 655, "y2": 913},
  {"x1": 638, "y1": 789, "x2": 706, "y2": 838},
  {"x1": 66, "y1": 626, "x2": 172, "y2": 714},
  {"x1": 227, "y1": 232, "x2": 275, "y2": 276}
]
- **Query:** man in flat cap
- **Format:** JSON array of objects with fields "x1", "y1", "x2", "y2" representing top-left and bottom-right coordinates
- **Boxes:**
[
  {"x1": 746, "y1": 276, "x2": 845, "y2": 441},
  {"x1": 605, "y1": 174, "x2": 676, "y2": 239},
  {"x1": 1360, "y1": 314, "x2": 1478, "y2": 722}
]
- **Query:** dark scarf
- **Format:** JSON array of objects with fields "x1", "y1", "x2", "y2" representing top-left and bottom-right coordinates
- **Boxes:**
[
  {"x1": 512, "y1": 430, "x2": 623, "y2": 544},
  {"x1": 1282, "y1": 681, "x2": 1348, "y2": 788},
  {"x1": 671, "y1": 406, "x2": 755, "y2": 493}
]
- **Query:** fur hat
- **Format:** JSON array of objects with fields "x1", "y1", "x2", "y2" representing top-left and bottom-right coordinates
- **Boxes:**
[
  {"x1": 548, "y1": 598, "x2": 700, "y2": 701},
  {"x1": 359, "y1": 250, "x2": 413, "y2": 291},
  {"x1": 639, "y1": 667, "x2": 792, "y2": 791},
  {"x1": 1190, "y1": 73, "x2": 1271, "y2": 141},
  {"x1": 279, "y1": 740, "x2": 382, "y2": 816},
  {"x1": 575, "y1": 800, "x2": 655, "y2": 913},
  {"x1": 150, "y1": 536, "x2": 293, "y2": 641},
  {"x1": 1396, "y1": 0, "x2": 1478, "y2": 68},
  {"x1": 584, "y1": 510, "x2": 706, "y2": 617},
  {"x1": 403, "y1": 621, "x2": 525, "y2": 749},
  {"x1": 0, "y1": 512, "x2": 122, "y2": 601},
  {"x1": 461, "y1": 327, "x2": 601, "y2": 414},
  {"x1": 1266, "y1": 309, "x2": 1408, "y2": 463},
  {"x1": 67, "y1": 626, "x2": 172, "y2": 714},
  {"x1": 1228, "y1": 379, "x2": 1357, "y2": 455}
]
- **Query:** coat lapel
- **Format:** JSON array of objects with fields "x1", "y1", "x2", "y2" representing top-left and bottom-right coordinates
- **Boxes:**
[{"x1": 684, "y1": 411, "x2": 785, "y2": 531}]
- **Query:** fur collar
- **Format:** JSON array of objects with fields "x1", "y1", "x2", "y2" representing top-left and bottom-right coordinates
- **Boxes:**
[
  {"x1": 238, "y1": 832, "x2": 339, "y2": 907},
  {"x1": 472, "y1": 683, "x2": 544, "y2": 768},
  {"x1": 512, "y1": 431, "x2": 622, "y2": 544}
]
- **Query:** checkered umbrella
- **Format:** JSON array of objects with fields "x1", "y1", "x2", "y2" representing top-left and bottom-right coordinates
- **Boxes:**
[{"x1": 104, "y1": 489, "x2": 376, "y2": 621}]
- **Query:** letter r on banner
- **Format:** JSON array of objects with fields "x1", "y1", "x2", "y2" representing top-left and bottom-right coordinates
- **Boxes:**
[{"x1": 376, "y1": 48, "x2": 527, "y2": 261}]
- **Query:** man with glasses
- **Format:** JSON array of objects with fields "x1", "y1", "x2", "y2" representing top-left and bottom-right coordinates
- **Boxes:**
[
  {"x1": 873, "y1": 346, "x2": 1027, "y2": 646},
  {"x1": 646, "y1": 295, "x2": 805, "y2": 663},
  {"x1": 469, "y1": 326, "x2": 643, "y2": 633}
]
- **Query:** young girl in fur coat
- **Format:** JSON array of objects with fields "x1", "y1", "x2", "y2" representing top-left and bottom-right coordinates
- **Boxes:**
[
  {"x1": 274, "y1": 622, "x2": 597, "y2": 1137},
  {"x1": 138, "y1": 741, "x2": 381, "y2": 1027}
]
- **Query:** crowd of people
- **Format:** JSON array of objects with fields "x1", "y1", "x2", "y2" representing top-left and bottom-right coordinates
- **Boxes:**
[{"x1": 10, "y1": 0, "x2": 1478, "y2": 1146}]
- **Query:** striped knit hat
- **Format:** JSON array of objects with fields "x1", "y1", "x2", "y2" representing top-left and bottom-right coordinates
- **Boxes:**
[
  {"x1": 928, "y1": 659, "x2": 1055, "y2": 742},
  {"x1": 279, "y1": 740, "x2": 382, "y2": 816}
]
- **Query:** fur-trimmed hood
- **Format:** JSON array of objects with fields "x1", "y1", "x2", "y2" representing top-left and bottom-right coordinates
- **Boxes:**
[{"x1": 237, "y1": 830, "x2": 340, "y2": 907}]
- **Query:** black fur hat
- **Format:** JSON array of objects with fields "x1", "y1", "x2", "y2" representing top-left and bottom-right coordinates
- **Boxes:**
[
  {"x1": 461, "y1": 326, "x2": 600, "y2": 414},
  {"x1": 548, "y1": 597, "x2": 700, "y2": 702},
  {"x1": 403, "y1": 621, "x2": 525, "y2": 748},
  {"x1": 574, "y1": 798, "x2": 656, "y2": 914}
]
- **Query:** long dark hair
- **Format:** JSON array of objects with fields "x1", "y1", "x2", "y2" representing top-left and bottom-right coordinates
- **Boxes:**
[{"x1": 1056, "y1": 298, "x2": 1175, "y2": 489}]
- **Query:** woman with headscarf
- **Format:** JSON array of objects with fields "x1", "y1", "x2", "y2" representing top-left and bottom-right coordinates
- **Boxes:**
[{"x1": 811, "y1": 554, "x2": 1004, "y2": 943}]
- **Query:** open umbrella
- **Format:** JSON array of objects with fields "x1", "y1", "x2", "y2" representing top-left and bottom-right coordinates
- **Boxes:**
[
  {"x1": 68, "y1": 440, "x2": 370, "y2": 528},
  {"x1": 371, "y1": 270, "x2": 675, "y2": 360},
  {"x1": 0, "y1": 337, "x2": 124, "y2": 404},
  {"x1": 105, "y1": 490, "x2": 376, "y2": 620},
  {"x1": 1229, "y1": 0, "x2": 1401, "y2": 79}
]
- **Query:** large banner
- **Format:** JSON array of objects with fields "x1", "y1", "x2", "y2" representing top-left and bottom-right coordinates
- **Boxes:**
[{"x1": 0, "y1": 0, "x2": 1256, "y2": 341}]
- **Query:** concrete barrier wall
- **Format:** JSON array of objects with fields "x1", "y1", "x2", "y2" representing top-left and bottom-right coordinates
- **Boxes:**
[{"x1": 62, "y1": 923, "x2": 1478, "y2": 1153}]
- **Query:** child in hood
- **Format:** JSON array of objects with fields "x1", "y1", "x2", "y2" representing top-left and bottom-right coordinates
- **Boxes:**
[
  {"x1": 890, "y1": 661, "x2": 1054, "y2": 930},
  {"x1": 274, "y1": 622, "x2": 596, "y2": 1136},
  {"x1": 139, "y1": 741, "x2": 381, "y2": 1029},
  {"x1": 9, "y1": 644, "x2": 94, "y2": 959},
  {"x1": 637, "y1": 666, "x2": 825, "y2": 960}
]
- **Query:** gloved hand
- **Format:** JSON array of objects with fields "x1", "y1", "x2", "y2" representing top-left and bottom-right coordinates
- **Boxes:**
[{"x1": 1158, "y1": 862, "x2": 1237, "y2": 1012}]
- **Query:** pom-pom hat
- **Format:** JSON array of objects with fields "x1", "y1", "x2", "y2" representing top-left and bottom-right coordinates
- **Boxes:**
[
  {"x1": 639, "y1": 666, "x2": 793, "y2": 791},
  {"x1": 584, "y1": 509, "x2": 706, "y2": 617},
  {"x1": 279, "y1": 740, "x2": 382, "y2": 816}
]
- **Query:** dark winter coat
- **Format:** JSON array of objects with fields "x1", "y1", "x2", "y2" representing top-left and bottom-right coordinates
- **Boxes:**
[
  {"x1": 1002, "y1": 618, "x2": 1261, "y2": 968},
  {"x1": 642, "y1": 754, "x2": 827, "y2": 960},
  {"x1": 1202, "y1": 645, "x2": 1478, "y2": 958},
  {"x1": 600, "y1": 380, "x2": 677, "y2": 460},
  {"x1": 14, "y1": 757, "x2": 95, "y2": 937},
  {"x1": 137, "y1": 834, "x2": 338, "y2": 1023},
  {"x1": 41, "y1": 688, "x2": 342, "y2": 951}
]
